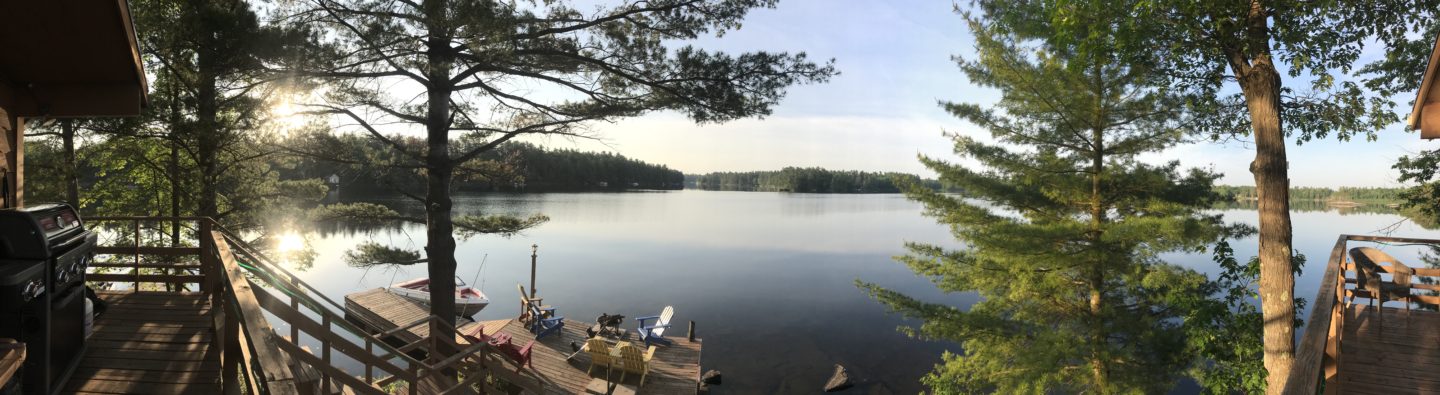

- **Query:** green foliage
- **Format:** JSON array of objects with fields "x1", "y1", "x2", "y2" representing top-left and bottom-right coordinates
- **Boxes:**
[
  {"x1": 345, "y1": 242, "x2": 424, "y2": 268},
  {"x1": 1396, "y1": 150, "x2": 1440, "y2": 227},
  {"x1": 686, "y1": 168, "x2": 942, "y2": 193},
  {"x1": 309, "y1": 203, "x2": 413, "y2": 225},
  {"x1": 1178, "y1": 241, "x2": 1268, "y2": 393},
  {"x1": 454, "y1": 214, "x2": 550, "y2": 239},
  {"x1": 280, "y1": 138, "x2": 683, "y2": 192},
  {"x1": 1032, "y1": 0, "x2": 1440, "y2": 144},
  {"x1": 859, "y1": 6, "x2": 1236, "y2": 393},
  {"x1": 1213, "y1": 185, "x2": 1407, "y2": 203}
]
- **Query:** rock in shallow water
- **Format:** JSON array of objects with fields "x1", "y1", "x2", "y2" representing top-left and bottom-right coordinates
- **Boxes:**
[
  {"x1": 824, "y1": 364, "x2": 852, "y2": 392},
  {"x1": 701, "y1": 369, "x2": 722, "y2": 385}
]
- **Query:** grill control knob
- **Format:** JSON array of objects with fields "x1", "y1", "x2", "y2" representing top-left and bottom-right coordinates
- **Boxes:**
[{"x1": 22, "y1": 280, "x2": 43, "y2": 302}]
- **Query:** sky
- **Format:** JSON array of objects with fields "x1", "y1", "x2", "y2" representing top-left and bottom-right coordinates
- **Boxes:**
[{"x1": 524, "y1": 1, "x2": 1434, "y2": 188}]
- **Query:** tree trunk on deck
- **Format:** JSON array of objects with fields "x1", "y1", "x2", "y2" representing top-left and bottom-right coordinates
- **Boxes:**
[
  {"x1": 61, "y1": 120, "x2": 79, "y2": 209},
  {"x1": 1247, "y1": 64, "x2": 1294, "y2": 395},
  {"x1": 422, "y1": 0, "x2": 459, "y2": 366},
  {"x1": 1229, "y1": 5, "x2": 1296, "y2": 389},
  {"x1": 191, "y1": 0, "x2": 220, "y2": 221}
]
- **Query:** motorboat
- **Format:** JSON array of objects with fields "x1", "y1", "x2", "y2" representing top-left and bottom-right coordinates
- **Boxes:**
[{"x1": 387, "y1": 276, "x2": 490, "y2": 317}]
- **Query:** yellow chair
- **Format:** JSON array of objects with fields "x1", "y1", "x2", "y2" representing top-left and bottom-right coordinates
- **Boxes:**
[
  {"x1": 585, "y1": 338, "x2": 615, "y2": 375},
  {"x1": 613, "y1": 341, "x2": 657, "y2": 386}
]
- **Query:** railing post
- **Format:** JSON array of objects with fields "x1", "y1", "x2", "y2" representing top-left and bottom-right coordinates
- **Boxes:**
[
  {"x1": 224, "y1": 299, "x2": 243, "y2": 395},
  {"x1": 1322, "y1": 238, "x2": 1351, "y2": 395},
  {"x1": 365, "y1": 338, "x2": 374, "y2": 383},
  {"x1": 408, "y1": 364, "x2": 419, "y2": 395},
  {"x1": 322, "y1": 314, "x2": 332, "y2": 395},
  {"x1": 199, "y1": 219, "x2": 212, "y2": 293},
  {"x1": 133, "y1": 219, "x2": 141, "y2": 291},
  {"x1": 291, "y1": 297, "x2": 301, "y2": 347}
]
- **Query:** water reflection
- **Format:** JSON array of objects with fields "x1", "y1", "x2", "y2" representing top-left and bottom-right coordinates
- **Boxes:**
[{"x1": 285, "y1": 191, "x2": 1440, "y2": 394}]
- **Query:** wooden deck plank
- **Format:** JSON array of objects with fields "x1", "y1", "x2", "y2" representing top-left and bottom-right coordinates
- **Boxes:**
[
  {"x1": 69, "y1": 368, "x2": 220, "y2": 384},
  {"x1": 1338, "y1": 304, "x2": 1440, "y2": 394},
  {"x1": 63, "y1": 377, "x2": 217, "y2": 395},
  {"x1": 61, "y1": 291, "x2": 220, "y2": 394},
  {"x1": 346, "y1": 287, "x2": 702, "y2": 394}
]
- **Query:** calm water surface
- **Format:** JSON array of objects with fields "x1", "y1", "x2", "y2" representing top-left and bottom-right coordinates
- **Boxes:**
[{"x1": 283, "y1": 190, "x2": 1440, "y2": 394}]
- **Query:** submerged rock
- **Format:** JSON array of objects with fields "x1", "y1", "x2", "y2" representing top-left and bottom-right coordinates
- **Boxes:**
[
  {"x1": 824, "y1": 364, "x2": 852, "y2": 392},
  {"x1": 701, "y1": 369, "x2": 722, "y2": 385}
]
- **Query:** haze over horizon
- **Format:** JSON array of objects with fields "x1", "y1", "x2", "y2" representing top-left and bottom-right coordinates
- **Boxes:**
[{"x1": 517, "y1": 1, "x2": 1432, "y2": 189}]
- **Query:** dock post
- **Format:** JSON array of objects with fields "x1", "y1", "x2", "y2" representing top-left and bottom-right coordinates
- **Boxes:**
[
  {"x1": 530, "y1": 244, "x2": 538, "y2": 299},
  {"x1": 688, "y1": 321, "x2": 696, "y2": 342}
]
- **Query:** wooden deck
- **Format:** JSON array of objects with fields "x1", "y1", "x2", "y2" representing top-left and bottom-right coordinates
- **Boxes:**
[
  {"x1": 1336, "y1": 304, "x2": 1440, "y2": 394},
  {"x1": 346, "y1": 288, "x2": 703, "y2": 394},
  {"x1": 64, "y1": 291, "x2": 219, "y2": 394}
]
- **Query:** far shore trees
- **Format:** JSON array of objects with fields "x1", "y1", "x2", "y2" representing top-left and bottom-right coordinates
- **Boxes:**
[
  {"x1": 284, "y1": 0, "x2": 835, "y2": 363},
  {"x1": 860, "y1": 6, "x2": 1234, "y2": 393}
]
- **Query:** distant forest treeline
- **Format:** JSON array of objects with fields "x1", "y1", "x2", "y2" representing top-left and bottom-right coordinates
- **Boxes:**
[
  {"x1": 685, "y1": 167, "x2": 950, "y2": 193},
  {"x1": 283, "y1": 141, "x2": 683, "y2": 192},
  {"x1": 1213, "y1": 185, "x2": 1406, "y2": 202}
]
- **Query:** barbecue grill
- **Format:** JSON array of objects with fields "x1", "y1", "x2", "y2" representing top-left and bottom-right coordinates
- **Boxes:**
[{"x1": 0, "y1": 204, "x2": 95, "y2": 395}]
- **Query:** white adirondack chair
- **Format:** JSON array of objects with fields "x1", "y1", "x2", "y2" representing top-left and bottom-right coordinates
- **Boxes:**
[{"x1": 636, "y1": 306, "x2": 674, "y2": 347}]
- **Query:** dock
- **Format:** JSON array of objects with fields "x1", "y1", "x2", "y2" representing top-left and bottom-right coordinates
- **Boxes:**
[{"x1": 345, "y1": 288, "x2": 703, "y2": 394}]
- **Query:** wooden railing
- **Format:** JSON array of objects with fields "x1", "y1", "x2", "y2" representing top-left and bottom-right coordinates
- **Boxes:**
[
  {"x1": 215, "y1": 225, "x2": 541, "y2": 394},
  {"x1": 86, "y1": 216, "x2": 302, "y2": 394},
  {"x1": 86, "y1": 216, "x2": 538, "y2": 394},
  {"x1": 1284, "y1": 234, "x2": 1440, "y2": 394},
  {"x1": 87, "y1": 216, "x2": 211, "y2": 291}
]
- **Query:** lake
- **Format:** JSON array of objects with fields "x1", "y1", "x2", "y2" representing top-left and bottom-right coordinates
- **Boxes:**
[{"x1": 282, "y1": 190, "x2": 1440, "y2": 394}]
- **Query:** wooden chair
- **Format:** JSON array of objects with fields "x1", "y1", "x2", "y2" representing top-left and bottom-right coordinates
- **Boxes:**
[
  {"x1": 499, "y1": 340, "x2": 535, "y2": 373},
  {"x1": 1350, "y1": 247, "x2": 1415, "y2": 330},
  {"x1": 584, "y1": 338, "x2": 615, "y2": 375},
  {"x1": 459, "y1": 324, "x2": 534, "y2": 373},
  {"x1": 613, "y1": 342, "x2": 657, "y2": 387},
  {"x1": 636, "y1": 306, "x2": 674, "y2": 347},
  {"x1": 518, "y1": 286, "x2": 564, "y2": 339},
  {"x1": 517, "y1": 284, "x2": 554, "y2": 323}
]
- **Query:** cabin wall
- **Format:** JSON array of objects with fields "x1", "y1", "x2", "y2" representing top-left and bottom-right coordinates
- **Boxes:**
[
  {"x1": 0, "y1": 106, "x2": 17, "y2": 209},
  {"x1": 1426, "y1": 99, "x2": 1440, "y2": 140}
]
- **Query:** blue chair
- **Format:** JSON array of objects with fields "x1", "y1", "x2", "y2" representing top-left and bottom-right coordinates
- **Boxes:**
[
  {"x1": 528, "y1": 301, "x2": 565, "y2": 339},
  {"x1": 636, "y1": 306, "x2": 674, "y2": 347}
]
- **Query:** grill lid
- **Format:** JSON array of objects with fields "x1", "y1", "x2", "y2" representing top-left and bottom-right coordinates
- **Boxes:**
[{"x1": 0, "y1": 203, "x2": 86, "y2": 259}]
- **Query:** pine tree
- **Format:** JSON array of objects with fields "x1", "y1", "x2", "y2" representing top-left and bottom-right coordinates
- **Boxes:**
[
  {"x1": 280, "y1": 0, "x2": 835, "y2": 362},
  {"x1": 860, "y1": 9, "x2": 1228, "y2": 394}
]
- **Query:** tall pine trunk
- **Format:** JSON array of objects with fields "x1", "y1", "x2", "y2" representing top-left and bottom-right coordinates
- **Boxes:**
[
  {"x1": 170, "y1": 142, "x2": 181, "y2": 243},
  {"x1": 1088, "y1": 115, "x2": 1109, "y2": 392},
  {"x1": 422, "y1": 0, "x2": 459, "y2": 364},
  {"x1": 61, "y1": 120, "x2": 78, "y2": 208},
  {"x1": 187, "y1": 0, "x2": 227, "y2": 221}
]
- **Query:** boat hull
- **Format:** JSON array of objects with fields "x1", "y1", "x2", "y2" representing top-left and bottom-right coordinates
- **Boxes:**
[{"x1": 387, "y1": 279, "x2": 490, "y2": 317}]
